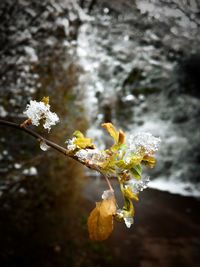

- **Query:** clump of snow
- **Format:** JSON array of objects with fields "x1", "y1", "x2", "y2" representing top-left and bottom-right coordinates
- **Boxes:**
[
  {"x1": 127, "y1": 132, "x2": 161, "y2": 155},
  {"x1": 102, "y1": 189, "x2": 114, "y2": 200},
  {"x1": 116, "y1": 209, "x2": 134, "y2": 228},
  {"x1": 126, "y1": 176, "x2": 150, "y2": 194},
  {"x1": 0, "y1": 106, "x2": 7, "y2": 117},
  {"x1": 14, "y1": 163, "x2": 22, "y2": 169},
  {"x1": 124, "y1": 216, "x2": 134, "y2": 228},
  {"x1": 24, "y1": 46, "x2": 38, "y2": 63},
  {"x1": 23, "y1": 100, "x2": 59, "y2": 131},
  {"x1": 75, "y1": 148, "x2": 107, "y2": 164},
  {"x1": 65, "y1": 137, "x2": 77, "y2": 151}
]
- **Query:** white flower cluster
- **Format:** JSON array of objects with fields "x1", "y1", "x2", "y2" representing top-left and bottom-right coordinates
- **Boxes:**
[
  {"x1": 127, "y1": 132, "x2": 161, "y2": 156},
  {"x1": 23, "y1": 100, "x2": 59, "y2": 131}
]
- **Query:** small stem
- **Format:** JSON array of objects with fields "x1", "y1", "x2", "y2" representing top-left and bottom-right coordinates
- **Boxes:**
[
  {"x1": 98, "y1": 170, "x2": 114, "y2": 192},
  {"x1": 104, "y1": 175, "x2": 114, "y2": 192}
]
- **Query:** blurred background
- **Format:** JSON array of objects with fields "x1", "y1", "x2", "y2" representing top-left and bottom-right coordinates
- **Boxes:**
[{"x1": 0, "y1": 0, "x2": 200, "y2": 266}]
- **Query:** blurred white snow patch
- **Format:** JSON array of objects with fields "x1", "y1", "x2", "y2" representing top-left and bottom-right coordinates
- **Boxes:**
[
  {"x1": 14, "y1": 163, "x2": 22, "y2": 169},
  {"x1": 0, "y1": 106, "x2": 7, "y2": 117},
  {"x1": 149, "y1": 178, "x2": 200, "y2": 197},
  {"x1": 18, "y1": 188, "x2": 27, "y2": 194},
  {"x1": 72, "y1": 2, "x2": 94, "y2": 22},
  {"x1": 56, "y1": 18, "x2": 69, "y2": 35},
  {"x1": 23, "y1": 167, "x2": 38, "y2": 176},
  {"x1": 24, "y1": 46, "x2": 38, "y2": 62}
]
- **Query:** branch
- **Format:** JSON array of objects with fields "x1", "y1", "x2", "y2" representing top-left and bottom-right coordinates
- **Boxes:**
[
  {"x1": 0, "y1": 119, "x2": 114, "y2": 191},
  {"x1": 0, "y1": 119, "x2": 69, "y2": 156}
]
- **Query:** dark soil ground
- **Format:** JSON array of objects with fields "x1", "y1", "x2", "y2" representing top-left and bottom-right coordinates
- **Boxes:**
[{"x1": 83, "y1": 177, "x2": 200, "y2": 267}]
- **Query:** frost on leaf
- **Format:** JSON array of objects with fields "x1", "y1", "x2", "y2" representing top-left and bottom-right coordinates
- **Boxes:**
[
  {"x1": 65, "y1": 131, "x2": 95, "y2": 153},
  {"x1": 87, "y1": 196, "x2": 116, "y2": 241}
]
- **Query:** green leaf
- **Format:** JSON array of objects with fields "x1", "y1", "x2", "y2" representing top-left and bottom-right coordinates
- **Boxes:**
[
  {"x1": 130, "y1": 164, "x2": 142, "y2": 180},
  {"x1": 73, "y1": 131, "x2": 95, "y2": 149},
  {"x1": 115, "y1": 159, "x2": 127, "y2": 169},
  {"x1": 73, "y1": 130, "x2": 84, "y2": 138}
]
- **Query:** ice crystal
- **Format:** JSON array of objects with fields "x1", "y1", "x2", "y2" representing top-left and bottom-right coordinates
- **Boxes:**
[
  {"x1": 40, "y1": 140, "x2": 50, "y2": 151},
  {"x1": 124, "y1": 217, "x2": 134, "y2": 228},
  {"x1": 75, "y1": 149, "x2": 107, "y2": 164},
  {"x1": 102, "y1": 190, "x2": 114, "y2": 200},
  {"x1": 126, "y1": 176, "x2": 150, "y2": 194},
  {"x1": 116, "y1": 209, "x2": 134, "y2": 228},
  {"x1": 127, "y1": 132, "x2": 161, "y2": 155},
  {"x1": 65, "y1": 138, "x2": 77, "y2": 151},
  {"x1": 23, "y1": 100, "x2": 59, "y2": 131}
]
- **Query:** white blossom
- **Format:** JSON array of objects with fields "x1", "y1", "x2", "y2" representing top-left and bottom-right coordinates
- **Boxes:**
[{"x1": 23, "y1": 100, "x2": 59, "y2": 131}]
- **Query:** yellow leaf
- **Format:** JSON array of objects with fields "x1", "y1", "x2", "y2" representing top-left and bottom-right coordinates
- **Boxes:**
[
  {"x1": 87, "y1": 197, "x2": 116, "y2": 241},
  {"x1": 118, "y1": 129, "x2": 126, "y2": 144},
  {"x1": 73, "y1": 130, "x2": 84, "y2": 138},
  {"x1": 74, "y1": 137, "x2": 95, "y2": 149},
  {"x1": 101, "y1": 123, "x2": 118, "y2": 142},
  {"x1": 41, "y1": 96, "x2": 49, "y2": 105},
  {"x1": 123, "y1": 187, "x2": 139, "y2": 201}
]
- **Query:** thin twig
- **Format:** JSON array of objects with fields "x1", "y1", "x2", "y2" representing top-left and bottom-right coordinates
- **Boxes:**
[
  {"x1": 0, "y1": 119, "x2": 114, "y2": 191},
  {"x1": 0, "y1": 119, "x2": 67, "y2": 155}
]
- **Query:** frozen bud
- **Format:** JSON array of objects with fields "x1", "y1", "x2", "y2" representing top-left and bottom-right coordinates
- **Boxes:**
[
  {"x1": 23, "y1": 100, "x2": 59, "y2": 131},
  {"x1": 102, "y1": 189, "x2": 114, "y2": 200}
]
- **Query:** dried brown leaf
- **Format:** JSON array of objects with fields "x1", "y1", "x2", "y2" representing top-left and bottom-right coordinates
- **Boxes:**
[{"x1": 87, "y1": 197, "x2": 116, "y2": 241}]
